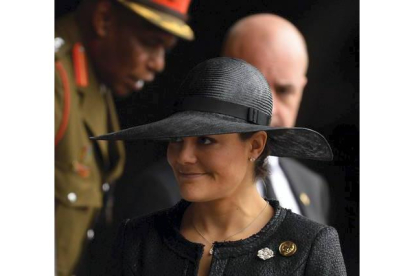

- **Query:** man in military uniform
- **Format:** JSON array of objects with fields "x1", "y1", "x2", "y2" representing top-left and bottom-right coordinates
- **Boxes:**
[{"x1": 55, "y1": 0, "x2": 193, "y2": 275}]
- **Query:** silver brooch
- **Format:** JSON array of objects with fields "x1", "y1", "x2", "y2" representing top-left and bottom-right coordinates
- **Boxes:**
[{"x1": 257, "y1": 247, "x2": 274, "y2": 260}]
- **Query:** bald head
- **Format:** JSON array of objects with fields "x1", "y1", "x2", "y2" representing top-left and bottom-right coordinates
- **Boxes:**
[{"x1": 222, "y1": 14, "x2": 308, "y2": 127}]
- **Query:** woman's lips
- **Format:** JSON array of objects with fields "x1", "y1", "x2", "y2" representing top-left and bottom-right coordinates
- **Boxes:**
[{"x1": 177, "y1": 171, "x2": 207, "y2": 180}]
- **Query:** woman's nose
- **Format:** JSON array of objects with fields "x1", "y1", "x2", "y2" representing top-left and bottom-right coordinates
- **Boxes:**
[{"x1": 176, "y1": 140, "x2": 197, "y2": 164}]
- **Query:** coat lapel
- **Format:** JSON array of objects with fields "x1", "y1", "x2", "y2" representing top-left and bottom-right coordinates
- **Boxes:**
[
  {"x1": 279, "y1": 158, "x2": 310, "y2": 218},
  {"x1": 279, "y1": 158, "x2": 328, "y2": 225}
]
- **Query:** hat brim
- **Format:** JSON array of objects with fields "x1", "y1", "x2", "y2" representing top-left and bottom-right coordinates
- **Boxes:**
[
  {"x1": 92, "y1": 111, "x2": 333, "y2": 161},
  {"x1": 118, "y1": 0, "x2": 194, "y2": 41}
]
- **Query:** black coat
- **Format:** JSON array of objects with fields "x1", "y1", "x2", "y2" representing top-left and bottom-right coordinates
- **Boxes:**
[{"x1": 106, "y1": 200, "x2": 346, "y2": 276}]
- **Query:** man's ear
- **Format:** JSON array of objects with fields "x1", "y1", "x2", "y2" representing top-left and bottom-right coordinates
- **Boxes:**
[
  {"x1": 92, "y1": 0, "x2": 115, "y2": 37},
  {"x1": 301, "y1": 76, "x2": 308, "y2": 89},
  {"x1": 250, "y1": 131, "x2": 267, "y2": 159}
]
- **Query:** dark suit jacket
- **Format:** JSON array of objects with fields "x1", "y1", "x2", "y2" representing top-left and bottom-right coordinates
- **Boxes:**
[
  {"x1": 114, "y1": 157, "x2": 330, "y2": 226},
  {"x1": 279, "y1": 158, "x2": 330, "y2": 225}
]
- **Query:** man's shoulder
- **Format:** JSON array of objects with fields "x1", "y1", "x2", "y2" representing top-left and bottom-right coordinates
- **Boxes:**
[
  {"x1": 55, "y1": 13, "x2": 83, "y2": 58},
  {"x1": 279, "y1": 158, "x2": 326, "y2": 185}
]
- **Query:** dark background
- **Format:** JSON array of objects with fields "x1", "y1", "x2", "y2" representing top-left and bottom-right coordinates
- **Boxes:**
[{"x1": 56, "y1": 0, "x2": 359, "y2": 275}]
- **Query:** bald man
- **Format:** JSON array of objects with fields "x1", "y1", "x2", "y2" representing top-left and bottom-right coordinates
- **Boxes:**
[
  {"x1": 222, "y1": 14, "x2": 330, "y2": 224},
  {"x1": 223, "y1": 14, "x2": 307, "y2": 128},
  {"x1": 115, "y1": 14, "x2": 330, "y2": 226}
]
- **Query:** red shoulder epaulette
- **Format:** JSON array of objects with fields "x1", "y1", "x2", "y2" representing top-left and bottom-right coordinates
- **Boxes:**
[{"x1": 72, "y1": 43, "x2": 89, "y2": 87}]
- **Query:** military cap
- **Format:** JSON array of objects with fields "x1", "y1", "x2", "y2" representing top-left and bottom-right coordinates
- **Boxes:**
[{"x1": 116, "y1": 0, "x2": 194, "y2": 40}]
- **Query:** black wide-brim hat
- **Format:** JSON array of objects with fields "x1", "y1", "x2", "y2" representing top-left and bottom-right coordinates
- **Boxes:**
[{"x1": 92, "y1": 58, "x2": 333, "y2": 161}]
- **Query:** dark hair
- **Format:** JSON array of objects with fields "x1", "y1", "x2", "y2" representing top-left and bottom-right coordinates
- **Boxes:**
[{"x1": 239, "y1": 132, "x2": 270, "y2": 180}]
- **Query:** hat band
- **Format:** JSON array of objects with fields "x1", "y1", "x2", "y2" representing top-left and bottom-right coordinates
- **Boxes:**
[
  {"x1": 124, "y1": 0, "x2": 189, "y2": 21},
  {"x1": 175, "y1": 97, "x2": 271, "y2": 126}
]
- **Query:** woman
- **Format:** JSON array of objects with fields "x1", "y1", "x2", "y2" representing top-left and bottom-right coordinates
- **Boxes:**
[{"x1": 94, "y1": 57, "x2": 346, "y2": 275}]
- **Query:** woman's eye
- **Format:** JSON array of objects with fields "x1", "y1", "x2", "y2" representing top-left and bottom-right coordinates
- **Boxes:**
[{"x1": 198, "y1": 137, "x2": 213, "y2": 145}]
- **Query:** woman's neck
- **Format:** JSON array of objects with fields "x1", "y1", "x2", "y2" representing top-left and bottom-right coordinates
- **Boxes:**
[{"x1": 183, "y1": 185, "x2": 271, "y2": 242}]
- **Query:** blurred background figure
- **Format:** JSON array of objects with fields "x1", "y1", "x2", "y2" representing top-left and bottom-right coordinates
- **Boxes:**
[
  {"x1": 54, "y1": 0, "x2": 193, "y2": 275},
  {"x1": 223, "y1": 14, "x2": 330, "y2": 224}
]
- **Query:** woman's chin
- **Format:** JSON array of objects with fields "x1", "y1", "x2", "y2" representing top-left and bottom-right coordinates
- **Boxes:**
[
  {"x1": 179, "y1": 191, "x2": 204, "y2": 202},
  {"x1": 179, "y1": 188, "x2": 214, "y2": 203}
]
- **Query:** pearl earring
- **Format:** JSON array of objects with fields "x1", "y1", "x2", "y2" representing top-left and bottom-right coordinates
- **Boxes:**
[{"x1": 249, "y1": 157, "x2": 256, "y2": 162}]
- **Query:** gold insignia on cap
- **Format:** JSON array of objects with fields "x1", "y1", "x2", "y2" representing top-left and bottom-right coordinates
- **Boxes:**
[
  {"x1": 279, "y1": 241, "x2": 297, "y2": 257},
  {"x1": 299, "y1": 192, "x2": 311, "y2": 206}
]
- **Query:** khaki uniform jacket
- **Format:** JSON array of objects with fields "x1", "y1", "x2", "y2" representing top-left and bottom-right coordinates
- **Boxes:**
[{"x1": 55, "y1": 13, "x2": 125, "y2": 209}]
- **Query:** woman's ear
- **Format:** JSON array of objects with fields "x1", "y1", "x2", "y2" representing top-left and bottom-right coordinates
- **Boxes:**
[
  {"x1": 92, "y1": 0, "x2": 115, "y2": 37},
  {"x1": 250, "y1": 131, "x2": 267, "y2": 159}
]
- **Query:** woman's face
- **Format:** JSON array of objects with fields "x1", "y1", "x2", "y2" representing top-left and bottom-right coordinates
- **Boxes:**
[{"x1": 167, "y1": 133, "x2": 258, "y2": 202}]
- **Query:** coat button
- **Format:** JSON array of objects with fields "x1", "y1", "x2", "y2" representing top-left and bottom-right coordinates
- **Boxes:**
[
  {"x1": 279, "y1": 241, "x2": 297, "y2": 257},
  {"x1": 54, "y1": 37, "x2": 65, "y2": 53},
  {"x1": 67, "y1": 192, "x2": 77, "y2": 203},
  {"x1": 86, "y1": 229, "x2": 95, "y2": 240},
  {"x1": 102, "y1": 183, "x2": 110, "y2": 192}
]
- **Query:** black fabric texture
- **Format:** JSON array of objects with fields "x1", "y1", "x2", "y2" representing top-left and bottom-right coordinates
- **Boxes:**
[
  {"x1": 106, "y1": 200, "x2": 346, "y2": 276},
  {"x1": 177, "y1": 57, "x2": 273, "y2": 116},
  {"x1": 92, "y1": 58, "x2": 333, "y2": 161},
  {"x1": 176, "y1": 96, "x2": 271, "y2": 125}
]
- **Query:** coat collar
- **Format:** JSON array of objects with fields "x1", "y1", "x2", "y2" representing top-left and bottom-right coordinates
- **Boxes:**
[
  {"x1": 158, "y1": 200, "x2": 322, "y2": 274},
  {"x1": 161, "y1": 200, "x2": 287, "y2": 260}
]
